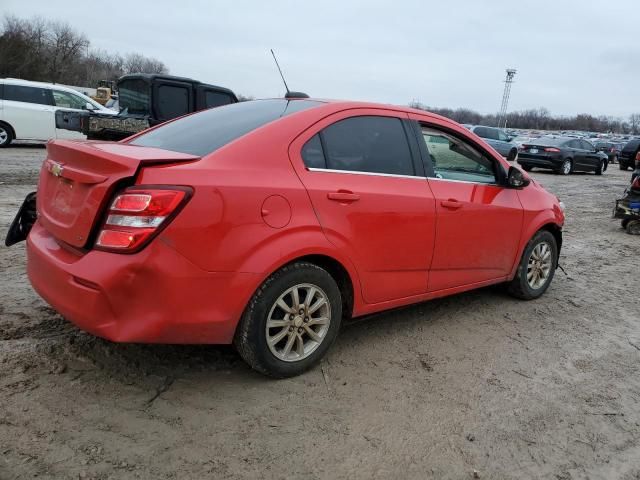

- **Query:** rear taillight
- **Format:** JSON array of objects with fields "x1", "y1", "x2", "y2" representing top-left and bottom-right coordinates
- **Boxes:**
[
  {"x1": 544, "y1": 147, "x2": 561, "y2": 153},
  {"x1": 95, "y1": 186, "x2": 192, "y2": 253},
  {"x1": 633, "y1": 177, "x2": 640, "y2": 189}
]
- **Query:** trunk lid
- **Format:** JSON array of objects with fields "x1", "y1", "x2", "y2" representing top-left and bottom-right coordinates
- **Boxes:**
[{"x1": 37, "y1": 140, "x2": 198, "y2": 248}]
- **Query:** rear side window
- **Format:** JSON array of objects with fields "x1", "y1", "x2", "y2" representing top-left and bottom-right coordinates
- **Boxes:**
[
  {"x1": 473, "y1": 126, "x2": 489, "y2": 138},
  {"x1": 4, "y1": 85, "x2": 52, "y2": 106},
  {"x1": 301, "y1": 134, "x2": 326, "y2": 168},
  {"x1": 119, "y1": 79, "x2": 150, "y2": 115},
  {"x1": 156, "y1": 84, "x2": 190, "y2": 120},
  {"x1": 130, "y1": 99, "x2": 322, "y2": 156},
  {"x1": 477, "y1": 127, "x2": 498, "y2": 140},
  {"x1": 204, "y1": 90, "x2": 234, "y2": 108},
  {"x1": 312, "y1": 116, "x2": 414, "y2": 176}
]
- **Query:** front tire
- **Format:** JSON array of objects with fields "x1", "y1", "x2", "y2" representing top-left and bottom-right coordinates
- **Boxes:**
[
  {"x1": 595, "y1": 160, "x2": 605, "y2": 175},
  {"x1": 521, "y1": 164, "x2": 532, "y2": 172},
  {"x1": 619, "y1": 163, "x2": 628, "y2": 171},
  {"x1": 627, "y1": 220, "x2": 640, "y2": 235},
  {"x1": 0, "y1": 124, "x2": 13, "y2": 148},
  {"x1": 234, "y1": 262, "x2": 342, "y2": 378},
  {"x1": 507, "y1": 230, "x2": 558, "y2": 300}
]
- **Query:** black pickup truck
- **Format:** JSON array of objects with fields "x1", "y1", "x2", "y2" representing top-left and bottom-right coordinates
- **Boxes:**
[{"x1": 56, "y1": 74, "x2": 238, "y2": 141}]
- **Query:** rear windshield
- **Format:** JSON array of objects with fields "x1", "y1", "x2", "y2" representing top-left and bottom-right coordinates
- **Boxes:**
[
  {"x1": 534, "y1": 137, "x2": 571, "y2": 146},
  {"x1": 129, "y1": 99, "x2": 323, "y2": 156}
]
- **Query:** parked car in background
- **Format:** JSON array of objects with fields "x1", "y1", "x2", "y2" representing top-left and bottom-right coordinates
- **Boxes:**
[
  {"x1": 618, "y1": 139, "x2": 640, "y2": 171},
  {"x1": 0, "y1": 78, "x2": 116, "y2": 147},
  {"x1": 518, "y1": 137, "x2": 609, "y2": 175},
  {"x1": 6, "y1": 98, "x2": 564, "y2": 377},
  {"x1": 595, "y1": 141, "x2": 623, "y2": 163},
  {"x1": 468, "y1": 125, "x2": 519, "y2": 160}
]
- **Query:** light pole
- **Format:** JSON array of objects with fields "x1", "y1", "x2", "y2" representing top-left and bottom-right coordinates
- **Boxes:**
[{"x1": 497, "y1": 69, "x2": 517, "y2": 129}]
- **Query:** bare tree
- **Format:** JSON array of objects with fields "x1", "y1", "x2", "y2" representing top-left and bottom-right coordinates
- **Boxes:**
[
  {"x1": 123, "y1": 53, "x2": 167, "y2": 75},
  {"x1": 47, "y1": 20, "x2": 89, "y2": 83},
  {"x1": 630, "y1": 114, "x2": 640, "y2": 135},
  {"x1": 411, "y1": 100, "x2": 634, "y2": 134},
  {"x1": 0, "y1": 15, "x2": 169, "y2": 86}
]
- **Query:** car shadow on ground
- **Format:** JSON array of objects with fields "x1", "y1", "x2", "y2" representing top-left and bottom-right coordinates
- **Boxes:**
[
  {"x1": 26, "y1": 284, "x2": 524, "y2": 386},
  {"x1": 7, "y1": 142, "x2": 47, "y2": 149}
]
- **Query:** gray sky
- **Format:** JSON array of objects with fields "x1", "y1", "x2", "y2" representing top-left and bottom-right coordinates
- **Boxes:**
[{"x1": 4, "y1": 0, "x2": 639, "y2": 117}]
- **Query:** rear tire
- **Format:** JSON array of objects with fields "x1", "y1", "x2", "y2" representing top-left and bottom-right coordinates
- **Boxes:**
[
  {"x1": 558, "y1": 159, "x2": 572, "y2": 175},
  {"x1": 507, "y1": 148, "x2": 517, "y2": 161},
  {"x1": 622, "y1": 219, "x2": 630, "y2": 229},
  {"x1": 507, "y1": 230, "x2": 558, "y2": 300},
  {"x1": 234, "y1": 262, "x2": 342, "y2": 378},
  {"x1": 619, "y1": 163, "x2": 628, "y2": 171},
  {"x1": 521, "y1": 164, "x2": 532, "y2": 172},
  {"x1": 0, "y1": 124, "x2": 13, "y2": 148}
]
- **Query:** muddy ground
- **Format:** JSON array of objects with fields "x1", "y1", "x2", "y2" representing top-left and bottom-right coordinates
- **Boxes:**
[{"x1": 0, "y1": 144, "x2": 639, "y2": 480}]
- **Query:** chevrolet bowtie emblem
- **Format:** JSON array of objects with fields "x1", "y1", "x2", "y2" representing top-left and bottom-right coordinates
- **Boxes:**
[{"x1": 50, "y1": 161, "x2": 64, "y2": 177}]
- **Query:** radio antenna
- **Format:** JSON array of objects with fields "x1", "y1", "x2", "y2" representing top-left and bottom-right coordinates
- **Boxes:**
[{"x1": 270, "y1": 49, "x2": 290, "y2": 95}]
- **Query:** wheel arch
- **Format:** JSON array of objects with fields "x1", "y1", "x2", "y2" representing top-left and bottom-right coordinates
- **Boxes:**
[
  {"x1": 509, "y1": 217, "x2": 563, "y2": 280},
  {"x1": 238, "y1": 243, "x2": 361, "y2": 322},
  {"x1": 539, "y1": 222, "x2": 562, "y2": 258},
  {"x1": 287, "y1": 254, "x2": 355, "y2": 320},
  {"x1": 0, "y1": 120, "x2": 16, "y2": 139}
]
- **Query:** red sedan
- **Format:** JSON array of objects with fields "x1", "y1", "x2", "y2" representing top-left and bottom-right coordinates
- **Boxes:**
[{"x1": 10, "y1": 99, "x2": 564, "y2": 377}]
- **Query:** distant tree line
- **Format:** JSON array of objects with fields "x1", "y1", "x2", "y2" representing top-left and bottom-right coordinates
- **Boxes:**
[
  {"x1": 0, "y1": 15, "x2": 168, "y2": 87},
  {"x1": 409, "y1": 101, "x2": 640, "y2": 135}
]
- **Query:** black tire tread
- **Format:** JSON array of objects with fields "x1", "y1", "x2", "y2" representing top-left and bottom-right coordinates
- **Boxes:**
[
  {"x1": 595, "y1": 160, "x2": 604, "y2": 175},
  {"x1": 507, "y1": 230, "x2": 557, "y2": 300},
  {"x1": 234, "y1": 261, "x2": 341, "y2": 378},
  {"x1": 0, "y1": 122, "x2": 13, "y2": 148}
]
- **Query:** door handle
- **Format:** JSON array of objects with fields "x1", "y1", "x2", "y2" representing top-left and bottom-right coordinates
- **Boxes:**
[
  {"x1": 327, "y1": 191, "x2": 360, "y2": 203},
  {"x1": 441, "y1": 199, "x2": 462, "y2": 210}
]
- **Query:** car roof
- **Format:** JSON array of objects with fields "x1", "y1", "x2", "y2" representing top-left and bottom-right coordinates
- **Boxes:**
[
  {"x1": 290, "y1": 98, "x2": 467, "y2": 131},
  {"x1": 2, "y1": 78, "x2": 91, "y2": 96}
]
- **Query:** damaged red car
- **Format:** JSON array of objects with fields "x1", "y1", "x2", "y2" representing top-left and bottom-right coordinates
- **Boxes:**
[{"x1": 6, "y1": 99, "x2": 565, "y2": 377}]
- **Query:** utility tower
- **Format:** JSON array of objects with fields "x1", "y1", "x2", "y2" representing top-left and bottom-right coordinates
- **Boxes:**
[{"x1": 497, "y1": 68, "x2": 517, "y2": 128}]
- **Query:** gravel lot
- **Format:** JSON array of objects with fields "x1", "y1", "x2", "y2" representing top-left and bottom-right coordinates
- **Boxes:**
[{"x1": 1, "y1": 144, "x2": 639, "y2": 480}]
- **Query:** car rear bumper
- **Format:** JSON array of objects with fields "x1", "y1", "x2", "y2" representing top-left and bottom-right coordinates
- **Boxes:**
[
  {"x1": 26, "y1": 221, "x2": 261, "y2": 344},
  {"x1": 518, "y1": 154, "x2": 562, "y2": 168}
]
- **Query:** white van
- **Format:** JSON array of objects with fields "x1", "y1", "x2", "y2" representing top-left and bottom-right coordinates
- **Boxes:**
[{"x1": 0, "y1": 78, "x2": 117, "y2": 147}]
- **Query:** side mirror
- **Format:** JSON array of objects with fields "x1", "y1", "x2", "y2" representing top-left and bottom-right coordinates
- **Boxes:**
[{"x1": 507, "y1": 166, "x2": 530, "y2": 188}]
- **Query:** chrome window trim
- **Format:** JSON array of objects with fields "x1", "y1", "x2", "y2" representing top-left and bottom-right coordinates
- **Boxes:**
[
  {"x1": 428, "y1": 176, "x2": 501, "y2": 187},
  {"x1": 307, "y1": 167, "x2": 424, "y2": 180}
]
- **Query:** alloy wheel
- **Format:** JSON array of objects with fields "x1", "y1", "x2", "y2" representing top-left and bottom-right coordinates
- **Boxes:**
[
  {"x1": 562, "y1": 161, "x2": 571, "y2": 175},
  {"x1": 527, "y1": 242, "x2": 553, "y2": 290},
  {"x1": 0, "y1": 128, "x2": 8, "y2": 145},
  {"x1": 265, "y1": 283, "x2": 331, "y2": 362}
]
